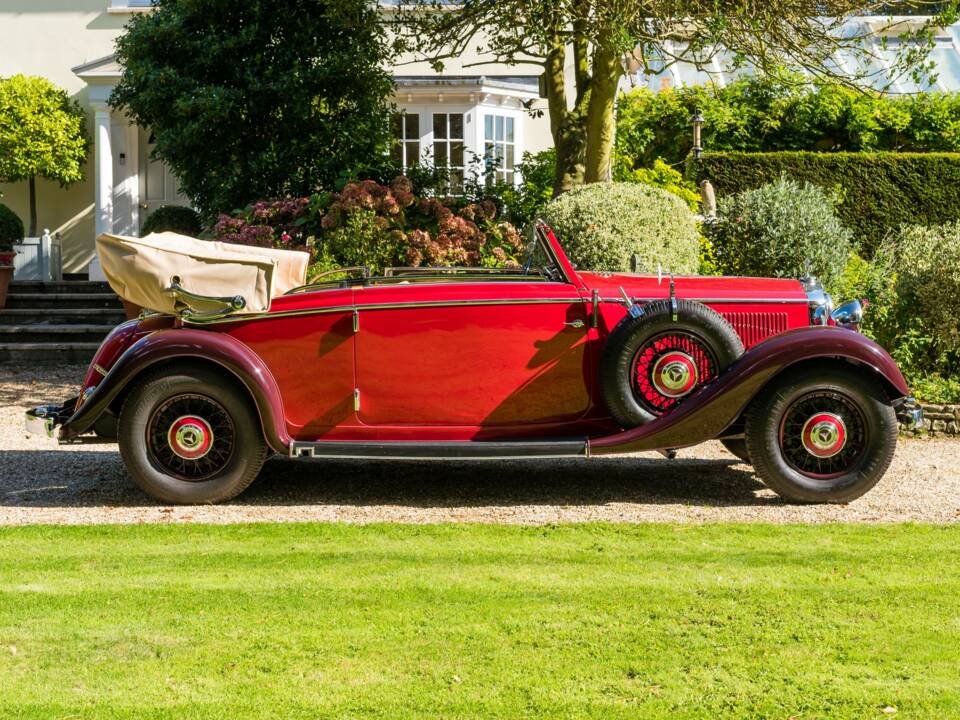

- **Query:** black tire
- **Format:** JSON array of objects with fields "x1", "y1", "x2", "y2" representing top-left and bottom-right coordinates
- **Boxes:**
[
  {"x1": 118, "y1": 365, "x2": 268, "y2": 504},
  {"x1": 600, "y1": 299, "x2": 744, "y2": 427},
  {"x1": 721, "y1": 439, "x2": 751, "y2": 464},
  {"x1": 745, "y1": 366, "x2": 897, "y2": 503}
]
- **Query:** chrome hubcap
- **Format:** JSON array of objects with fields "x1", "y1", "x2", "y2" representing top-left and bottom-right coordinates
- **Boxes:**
[
  {"x1": 167, "y1": 415, "x2": 214, "y2": 460},
  {"x1": 800, "y1": 412, "x2": 847, "y2": 458},
  {"x1": 651, "y1": 351, "x2": 699, "y2": 398}
]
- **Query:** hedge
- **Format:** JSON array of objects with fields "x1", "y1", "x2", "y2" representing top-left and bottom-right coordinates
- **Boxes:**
[{"x1": 690, "y1": 152, "x2": 960, "y2": 255}]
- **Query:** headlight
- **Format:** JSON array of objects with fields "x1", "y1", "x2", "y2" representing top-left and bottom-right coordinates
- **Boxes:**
[
  {"x1": 831, "y1": 299, "x2": 864, "y2": 331},
  {"x1": 803, "y1": 275, "x2": 833, "y2": 326}
]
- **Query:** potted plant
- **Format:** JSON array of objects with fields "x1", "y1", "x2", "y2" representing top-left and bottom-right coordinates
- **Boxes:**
[{"x1": 0, "y1": 203, "x2": 22, "y2": 309}]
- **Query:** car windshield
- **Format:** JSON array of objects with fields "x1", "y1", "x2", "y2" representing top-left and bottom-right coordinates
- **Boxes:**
[{"x1": 520, "y1": 225, "x2": 564, "y2": 281}]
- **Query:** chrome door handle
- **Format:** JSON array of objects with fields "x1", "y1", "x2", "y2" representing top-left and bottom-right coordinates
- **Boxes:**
[{"x1": 564, "y1": 320, "x2": 585, "y2": 329}]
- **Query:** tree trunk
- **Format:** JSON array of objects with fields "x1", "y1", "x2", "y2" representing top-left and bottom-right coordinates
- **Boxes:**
[
  {"x1": 542, "y1": 35, "x2": 589, "y2": 196},
  {"x1": 28, "y1": 176, "x2": 37, "y2": 237},
  {"x1": 583, "y1": 48, "x2": 620, "y2": 184}
]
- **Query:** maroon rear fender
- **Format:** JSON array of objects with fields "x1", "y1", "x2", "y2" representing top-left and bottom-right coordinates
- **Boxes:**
[
  {"x1": 58, "y1": 328, "x2": 291, "y2": 452},
  {"x1": 589, "y1": 326, "x2": 910, "y2": 456}
]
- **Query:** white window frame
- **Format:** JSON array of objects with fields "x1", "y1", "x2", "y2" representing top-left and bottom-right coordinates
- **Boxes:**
[
  {"x1": 391, "y1": 111, "x2": 423, "y2": 173},
  {"x1": 483, "y1": 113, "x2": 518, "y2": 186},
  {"x1": 393, "y1": 99, "x2": 525, "y2": 190}
]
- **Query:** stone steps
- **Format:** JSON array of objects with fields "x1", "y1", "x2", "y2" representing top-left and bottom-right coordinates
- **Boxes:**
[{"x1": 1, "y1": 281, "x2": 127, "y2": 364}]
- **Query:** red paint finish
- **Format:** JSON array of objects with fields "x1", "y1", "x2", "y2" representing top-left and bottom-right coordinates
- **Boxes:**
[{"x1": 63, "y1": 227, "x2": 910, "y2": 453}]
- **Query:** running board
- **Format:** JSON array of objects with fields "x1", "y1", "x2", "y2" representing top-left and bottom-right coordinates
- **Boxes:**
[{"x1": 288, "y1": 439, "x2": 588, "y2": 460}]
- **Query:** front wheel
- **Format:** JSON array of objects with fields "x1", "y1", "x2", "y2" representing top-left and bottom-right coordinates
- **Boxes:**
[
  {"x1": 118, "y1": 365, "x2": 268, "y2": 504},
  {"x1": 745, "y1": 367, "x2": 897, "y2": 503}
]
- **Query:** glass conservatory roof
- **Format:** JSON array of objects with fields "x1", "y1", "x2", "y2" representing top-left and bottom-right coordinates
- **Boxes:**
[{"x1": 625, "y1": 18, "x2": 960, "y2": 95}]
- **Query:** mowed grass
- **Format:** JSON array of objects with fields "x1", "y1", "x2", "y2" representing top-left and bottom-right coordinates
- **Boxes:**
[{"x1": 0, "y1": 523, "x2": 957, "y2": 719}]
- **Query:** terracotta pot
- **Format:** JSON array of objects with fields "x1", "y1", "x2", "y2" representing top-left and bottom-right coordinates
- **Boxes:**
[
  {"x1": 0, "y1": 265, "x2": 12, "y2": 310},
  {"x1": 121, "y1": 299, "x2": 142, "y2": 320}
]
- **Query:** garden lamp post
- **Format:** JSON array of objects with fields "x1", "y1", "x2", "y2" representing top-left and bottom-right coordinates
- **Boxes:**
[{"x1": 691, "y1": 110, "x2": 705, "y2": 159}]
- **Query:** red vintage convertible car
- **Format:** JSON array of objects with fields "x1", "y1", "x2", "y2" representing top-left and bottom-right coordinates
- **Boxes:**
[{"x1": 26, "y1": 223, "x2": 921, "y2": 504}]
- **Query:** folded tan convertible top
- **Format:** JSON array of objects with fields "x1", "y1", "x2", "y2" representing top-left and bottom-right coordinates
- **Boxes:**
[{"x1": 96, "y1": 232, "x2": 310, "y2": 316}]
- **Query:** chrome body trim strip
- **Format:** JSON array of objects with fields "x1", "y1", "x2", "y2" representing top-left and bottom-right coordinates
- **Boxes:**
[
  {"x1": 599, "y1": 297, "x2": 809, "y2": 305},
  {"x1": 186, "y1": 296, "x2": 586, "y2": 324}
]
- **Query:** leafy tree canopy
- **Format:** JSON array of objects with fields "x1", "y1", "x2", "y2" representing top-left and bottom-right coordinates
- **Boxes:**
[
  {"x1": 395, "y1": 0, "x2": 959, "y2": 195},
  {"x1": 0, "y1": 74, "x2": 88, "y2": 235},
  {"x1": 111, "y1": 0, "x2": 396, "y2": 216}
]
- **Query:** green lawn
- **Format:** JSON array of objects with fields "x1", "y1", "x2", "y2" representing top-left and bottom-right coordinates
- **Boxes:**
[{"x1": 0, "y1": 523, "x2": 957, "y2": 719}]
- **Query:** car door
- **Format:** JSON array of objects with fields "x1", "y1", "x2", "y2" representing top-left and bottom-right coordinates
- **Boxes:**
[{"x1": 354, "y1": 281, "x2": 591, "y2": 428}]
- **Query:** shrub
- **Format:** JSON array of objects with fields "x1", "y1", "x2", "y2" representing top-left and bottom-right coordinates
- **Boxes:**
[
  {"x1": 0, "y1": 203, "x2": 24, "y2": 251},
  {"x1": 111, "y1": 0, "x2": 395, "y2": 216},
  {"x1": 706, "y1": 177, "x2": 854, "y2": 288},
  {"x1": 0, "y1": 75, "x2": 88, "y2": 236},
  {"x1": 141, "y1": 205, "x2": 203, "y2": 237},
  {"x1": 616, "y1": 78, "x2": 960, "y2": 169},
  {"x1": 540, "y1": 182, "x2": 700, "y2": 273},
  {"x1": 890, "y1": 222, "x2": 960, "y2": 361},
  {"x1": 691, "y1": 151, "x2": 960, "y2": 255},
  {"x1": 614, "y1": 158, "x2": 700, "y2": 211},
  {"x1": 213, "y1": 176, "x2": 525, "y2": 276}
]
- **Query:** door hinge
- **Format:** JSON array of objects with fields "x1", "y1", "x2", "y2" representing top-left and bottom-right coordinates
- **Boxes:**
[
  {"x1": 352, "y1": 310, "x2": 359, "y2": 333},
  {"x1": 353, "y1": 388, "x2": 360, "y2": 412}
]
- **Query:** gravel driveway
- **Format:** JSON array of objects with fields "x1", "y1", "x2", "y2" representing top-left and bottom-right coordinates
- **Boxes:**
[{"x1": 2, "y1": 364, "x2": 958, "y2": 525}]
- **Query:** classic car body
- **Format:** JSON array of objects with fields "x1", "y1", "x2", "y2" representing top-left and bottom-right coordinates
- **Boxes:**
[{"x1": 26, "y1": 223, "x2": 922, "y2": 504}]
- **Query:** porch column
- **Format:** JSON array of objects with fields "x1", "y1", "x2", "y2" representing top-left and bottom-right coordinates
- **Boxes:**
[{"x1": 93, "y1": 102, "x2": 114, "y2": 237}]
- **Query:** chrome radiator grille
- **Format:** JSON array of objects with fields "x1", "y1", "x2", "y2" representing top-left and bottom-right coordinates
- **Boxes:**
[{"x1": 722, "y1": 311, "x2": 789, "y2": 349}]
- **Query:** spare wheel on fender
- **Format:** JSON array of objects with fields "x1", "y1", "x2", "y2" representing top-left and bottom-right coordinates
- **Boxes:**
[{"x1": 600, "y1": 298, "x2": 744, "y2": 428}]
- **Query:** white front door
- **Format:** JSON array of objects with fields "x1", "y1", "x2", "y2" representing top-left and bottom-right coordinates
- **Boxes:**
[{"x1": 138, "y1": 127, "x2": 190, "y2": 233}]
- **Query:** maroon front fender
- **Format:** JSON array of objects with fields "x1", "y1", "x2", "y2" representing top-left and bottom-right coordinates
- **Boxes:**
[
  {"x1": 589, "y1": 327, "x2": 910, "y2": 456},
  {"x1": 58, "y1": 329, "x2": 291, "y2": 452}
]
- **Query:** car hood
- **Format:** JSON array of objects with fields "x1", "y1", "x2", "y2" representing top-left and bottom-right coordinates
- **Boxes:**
[{"x1": 578, "y1": 271, "x2": 807, "y2": 302}]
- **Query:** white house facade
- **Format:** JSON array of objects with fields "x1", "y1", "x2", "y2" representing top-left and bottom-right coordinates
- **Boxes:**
[{"x1": 1, "y1": 1, "x2": 959, "y2": 277}]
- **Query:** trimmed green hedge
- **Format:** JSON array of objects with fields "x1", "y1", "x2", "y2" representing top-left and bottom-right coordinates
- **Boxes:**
[{"x1": 690, "y1": 152, "x2": 960, "y2": 255}]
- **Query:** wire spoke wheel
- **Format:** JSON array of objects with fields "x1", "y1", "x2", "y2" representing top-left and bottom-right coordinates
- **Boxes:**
[
  {"x1": 778, "y1": 391, "x2": 868, "y2": 480},
  {"x1": 146, "y1": 393, "x2": 236, "y2": 482},
  {"x1": 631, "y1": 331, "x2": 718, "y2": 414}
]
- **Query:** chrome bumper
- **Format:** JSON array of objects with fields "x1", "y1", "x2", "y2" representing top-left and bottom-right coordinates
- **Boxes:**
[
  {"x1": 24, "y1": 399, "x2": 77, "y2": 440},
  {"x1": 896, "y1": 397, "x2": 924, "y2": 430}
]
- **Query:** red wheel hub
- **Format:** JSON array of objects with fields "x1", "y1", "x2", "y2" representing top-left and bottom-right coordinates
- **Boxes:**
[
  {"x1": 651, "y1": 351, "x2": 699, "y2": 398},
  {"x1": 167, "y1": 415, "x2": 214, "y2": 461},
  {"x1": 800, "y1": 412, "x2": 847, "y2": 458}
]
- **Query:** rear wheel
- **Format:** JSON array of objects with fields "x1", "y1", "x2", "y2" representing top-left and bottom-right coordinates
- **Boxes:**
[
  {"x1": 745, "y1": 367, "x2": 897, "y2": 503},
  {"x1": 118, "y1": 365, "x2": 267, "y2": 504}
]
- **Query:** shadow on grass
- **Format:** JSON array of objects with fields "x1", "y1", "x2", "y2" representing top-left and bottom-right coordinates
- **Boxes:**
[{"x1": 0, "y1": 447, "x2": 781, "y2": 509}]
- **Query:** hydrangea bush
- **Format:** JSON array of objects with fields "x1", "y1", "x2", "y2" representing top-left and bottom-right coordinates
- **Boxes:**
[
  {"x1": 213, "y1": 176, "x2": 525, "y2": 276},
  {"x1": 539, "y1": 182, "x2": 700, "y2": 273}
]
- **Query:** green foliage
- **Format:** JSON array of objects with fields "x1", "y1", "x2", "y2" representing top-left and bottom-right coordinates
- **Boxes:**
[
  {"x1": 493, "y1": 150, "x2": 702, "y2": 229},
  {"x1": 0, "y1": 74, "x2": 88, "y2": 234},
  {"x1": 111, "y1": 0, "x2": 395, "y2": 216},
  {"x1": 691, "y1": 151, "x2": 960, "y2": 255},
  {"x1": 616, "y1": 77, "x2": 960, "y2": 170},
  {"x1": 614, "y1": 158, "x2": 701, "y2": 211},
  {"x1": 540, "y1": 182, "x2": 700, "y2": 273},
  {"x1": 0, "y1": 203, "x2": 24, "y2": 251},
  {"x1": 0, "y1": 75, "x2": 88, "y2": 187},
  {"x1": 495, "y1": 149, "x2": 558, "y2": 229},
  {"x1": 706, "y1": 177, "x2": 854, "y2": 288},
  {"x1": 830, "y1": 224, "x2": 960, "y2": 404},
  {"x1": 141, "y1": 206, "x2": 203, "y2": 237}
]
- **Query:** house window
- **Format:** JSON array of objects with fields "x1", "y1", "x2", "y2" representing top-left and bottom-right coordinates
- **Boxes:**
[
  {"x1": 484, "y1": 115, "x2": 516, "y2": 186},
  {"x1": 432, "y1": 113, "x2": 465, "y2": 192},
  {"x1": 391, "y1": 113, "x2": 421, "y2": 171}
]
